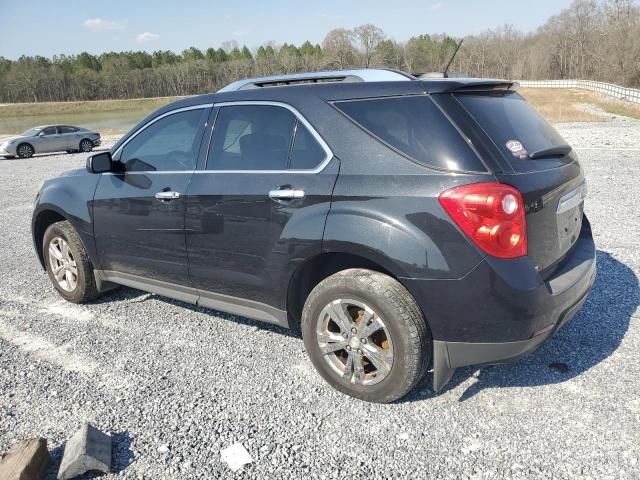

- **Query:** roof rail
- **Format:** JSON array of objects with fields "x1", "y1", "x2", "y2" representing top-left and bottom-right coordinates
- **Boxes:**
[{"x1": 217, "y1": 69, "x2": 415, "y2": 92}]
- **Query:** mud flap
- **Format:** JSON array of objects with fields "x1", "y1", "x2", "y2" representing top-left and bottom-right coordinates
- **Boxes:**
[{"x1": 432, "y1": 340, "x2": 456, "y2": 392}]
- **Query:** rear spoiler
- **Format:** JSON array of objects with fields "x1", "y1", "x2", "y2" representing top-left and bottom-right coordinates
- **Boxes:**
[
  {"x1": 451, "y1": 81, "x2": 519, "y2": 93},
  {"x1": 420, "y1": 79, "x2": 519, "y2": 94}
]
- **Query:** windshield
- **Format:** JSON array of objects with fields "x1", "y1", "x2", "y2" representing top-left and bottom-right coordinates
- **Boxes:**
[{"x1": 22, "y1": 127, "x2": 43, "y2": 137}]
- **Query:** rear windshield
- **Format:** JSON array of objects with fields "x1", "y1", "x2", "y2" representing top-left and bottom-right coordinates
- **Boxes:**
[
  {"x1": 454, "y1": 92, "x2": 572, "y2": 172},
  {"x1": 334, "y1": 95, "x2": 485, "y2": 172}
]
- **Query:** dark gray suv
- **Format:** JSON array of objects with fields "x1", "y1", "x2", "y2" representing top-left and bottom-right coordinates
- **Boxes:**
[{"x1": 32, "y1": 69, "x2": 595, "y2": 403}]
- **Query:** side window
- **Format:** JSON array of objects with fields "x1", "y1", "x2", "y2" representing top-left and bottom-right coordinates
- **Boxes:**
[
  {"x1": 208, "y1": 105, "x2": 295, "y2": 171},
  {"x1": 59, "y1": 126, "x2": 77, "y2": 134},
  {"x1": 289, "y1": 121, "x2": 326, "y2": 170},
  {"x1": 120, "y1": 108, "x2": 206, "y2": 172},
  {"x1": 334, "y1": 96, "x2": 483, "y2": 172},
  {"x1": 42, "y1": 126, "x2": 57, "y2": 136}
]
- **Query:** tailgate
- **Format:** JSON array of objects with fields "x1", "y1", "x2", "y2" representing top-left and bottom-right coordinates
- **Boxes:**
[
  {"x1": 451, "y1": 90, "x2": 586, "y2": 271},
  {"x1": 496, "y1": 164, "x2": 586, "y2": 272}
]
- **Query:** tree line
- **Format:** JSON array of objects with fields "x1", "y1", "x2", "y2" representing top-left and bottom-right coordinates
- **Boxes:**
[{"x1": 0, "y1": 0, "x2": 638, "y2": 103}]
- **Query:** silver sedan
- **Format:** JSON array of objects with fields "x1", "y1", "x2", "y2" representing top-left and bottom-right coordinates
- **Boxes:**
[{"x1": 0, "y1": 125, "x2": 101, "y2": 158}]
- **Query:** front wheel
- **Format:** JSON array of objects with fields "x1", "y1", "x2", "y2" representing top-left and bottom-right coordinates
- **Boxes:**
[
  {"x1": 302, "y1": 269, "x2": 431, "y2": 403},
  {"x1": 17, "y1": 143, "x2": 34, "y2": 158},
  {"x1": 43, "y1": 221, "x2": 99, "y2": 303}
]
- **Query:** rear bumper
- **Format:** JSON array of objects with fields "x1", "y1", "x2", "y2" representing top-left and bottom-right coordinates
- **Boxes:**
[
  {"x1": 431, "y1": 268, "x2": 593, "y2": 390},
  {"x1": 401, "y1": 217, "x2": 597, "y2": 391}
]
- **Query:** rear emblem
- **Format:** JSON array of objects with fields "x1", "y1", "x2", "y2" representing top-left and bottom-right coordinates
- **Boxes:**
[{"x1": 506, "y1": 140, "x2": 528, "y2": 158}]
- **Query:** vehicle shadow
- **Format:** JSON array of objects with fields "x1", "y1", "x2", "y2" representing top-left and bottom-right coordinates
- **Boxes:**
[
  {"x1": 406, "y1": 249, "x2": 639, "y2": 402},
  {"x1": 94, "y1": 250, "x2": 637, "y2": 403}
]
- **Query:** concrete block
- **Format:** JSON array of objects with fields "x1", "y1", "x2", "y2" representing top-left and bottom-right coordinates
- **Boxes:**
[
  {"x1": 0, "y1": 437, "x2": 51, "y2": 480},
  {"x1": 57, "y1": 423, "x2": 111, "y2": 480}
]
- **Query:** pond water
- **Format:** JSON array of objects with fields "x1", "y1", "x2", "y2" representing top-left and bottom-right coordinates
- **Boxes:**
[{"x1": 0, "y1": 109, "x2": 150, "y2": 135}]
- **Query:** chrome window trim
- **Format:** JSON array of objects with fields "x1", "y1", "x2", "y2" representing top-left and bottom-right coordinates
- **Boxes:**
[
  {"x1": 112, "y1": 103, "x2": 213, "y2": 159},
  {"x1": 204, "y1": 100, "x2": 334, "y2": 174}
]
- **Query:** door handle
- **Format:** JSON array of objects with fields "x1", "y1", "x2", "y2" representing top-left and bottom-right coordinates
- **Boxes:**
[
  {"x1": 268, "y1": 189, "x2": 305, "y2": 201},
  {"x1": 155, "y1": 191, "x2": 181, "y2": 201}
]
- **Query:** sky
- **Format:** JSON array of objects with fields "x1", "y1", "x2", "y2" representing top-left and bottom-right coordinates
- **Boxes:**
[{"x1": 0, "y1": 0, "x2": 574, "y2": 59}]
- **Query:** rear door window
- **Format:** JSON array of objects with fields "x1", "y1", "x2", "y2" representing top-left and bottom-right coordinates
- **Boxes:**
[
  {"x1": 289, "y1": 121, "x2": 326, "y2": 170},
  {"x1": 454, "y1": 92, "x2": 573, "y2": 172},
  {"x1": 208, "y1": 105, "x2": 296, "y2": 171},
  {"x1": 334, "y1": 95, "x2": 485, "y2": 172}
]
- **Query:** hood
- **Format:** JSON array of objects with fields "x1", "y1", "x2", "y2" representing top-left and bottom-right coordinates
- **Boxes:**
[
  {"x1": 61, "y1": 168, "x2": 87, "y2": 177},
  {"x1": 0, "y1": 135, "x2": 24, "y2": 144}
]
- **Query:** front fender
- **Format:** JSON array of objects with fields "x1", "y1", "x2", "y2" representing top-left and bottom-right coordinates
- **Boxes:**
[{"x1": 32, "y1": 172, "x2": 100, "y2": 268}]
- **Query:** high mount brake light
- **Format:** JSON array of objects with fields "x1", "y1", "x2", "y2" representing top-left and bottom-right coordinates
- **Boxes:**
[{"x1": 438, "y1": 182, "x2": 527, "y2": 259}]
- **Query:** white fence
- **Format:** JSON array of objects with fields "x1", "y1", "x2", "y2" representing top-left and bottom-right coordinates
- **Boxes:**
[{"x1": 518, "y1": 79, "x2": 640, "y2": 104}]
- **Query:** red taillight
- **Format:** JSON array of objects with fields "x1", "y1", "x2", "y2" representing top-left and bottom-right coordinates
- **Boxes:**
[{"x1": 438, "y1": 182, "x2": 527, "y2": 258}]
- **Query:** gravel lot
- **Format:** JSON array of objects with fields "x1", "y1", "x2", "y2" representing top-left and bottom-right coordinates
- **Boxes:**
[{"x1": 1, "y1": 120, "x2": 639, "y2": 480}]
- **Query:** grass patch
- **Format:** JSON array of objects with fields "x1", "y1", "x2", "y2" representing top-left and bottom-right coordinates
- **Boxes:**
[
  {"x1": 520, "y1": 89, "x2": 603, "y2": 122},
  {"x1": 1, "y1": 89, "x2": 638, "y2": 127},
  {"x1": 597, "y1": 97, "x2": 640, "y2": 119},
  {"x1": 0, "y1": 96, "x2": 185, "y2": 118},
  {"x1": 520, "y1": 88, "x2": 640, "y2": 122}
]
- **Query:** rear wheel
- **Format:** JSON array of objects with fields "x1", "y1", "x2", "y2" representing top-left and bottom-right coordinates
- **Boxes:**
[
  {"x1": 17, "y1": 143, "x2": 34, "y2": 158},
  {"x1": 79, "y1": 139, "x2": 93, "y2": 153},
  {"x1": 302, "y1": 269, "x2": 431, "y2": 403},
  {"x1": 43, "y1": 221, "x2": 99, "y2": 303}
]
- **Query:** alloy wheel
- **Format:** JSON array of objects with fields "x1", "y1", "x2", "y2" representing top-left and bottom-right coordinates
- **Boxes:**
[
  {"x1": 80, "y1": 140, "x2": 93, "y2": 152},
  {"x1": 316, "y1": 298, "x2": 394, "y2": 385},
  {"x1": 48, "y1": 237, "x2": 78, "y2": 292},
  {"x1": 18, "y1": 144, "x2": 33, "y2": 158}
]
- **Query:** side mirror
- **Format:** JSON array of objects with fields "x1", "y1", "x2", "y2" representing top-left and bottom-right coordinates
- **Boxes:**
[
  {"x1": 86, "y1": 151, "x2": 113, "y2": 174},
  {"x1": 38, "y1": 131, "x2": 46, "y2": 137}
]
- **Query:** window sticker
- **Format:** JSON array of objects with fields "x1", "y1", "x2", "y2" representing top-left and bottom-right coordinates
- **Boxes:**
[{"x1": 506, "y1": 140, "x2": 528, "y2": 159}]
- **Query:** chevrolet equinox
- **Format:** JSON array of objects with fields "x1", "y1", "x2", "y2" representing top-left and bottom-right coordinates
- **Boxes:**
[{"x1": 32, "y1": 69, "x2": 596, "y2": 403}]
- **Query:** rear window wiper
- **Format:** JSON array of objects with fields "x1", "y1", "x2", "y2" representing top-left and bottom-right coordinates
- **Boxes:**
[{"x1": 528, "y1": 144, "x2": 572, "y2": 160}]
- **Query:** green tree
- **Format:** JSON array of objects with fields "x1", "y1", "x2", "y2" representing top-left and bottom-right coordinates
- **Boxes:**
[
  {"x1": 241, "y1": 45, "x2": 254, "y2": 61},
  {"x1": 76, "y1": 52, "x2": 101, "y2": 72},
  {"x1": 182, "y1": 47, "x2": 205, "y2": 62}
]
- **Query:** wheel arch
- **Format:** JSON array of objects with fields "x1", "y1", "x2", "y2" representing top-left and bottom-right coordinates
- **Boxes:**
[
  {"x1": 33, "y1": 209, "x2": 68, "y2": 268},
  {"x1": 287, "y1": 250, "x2": 409, "y2": 329}
]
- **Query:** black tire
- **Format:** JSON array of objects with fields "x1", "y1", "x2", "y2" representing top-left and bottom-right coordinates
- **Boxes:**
[
  {"x1": 301, "y1": 268, "x2": 431, "y2": 403},
  {"x1": 16, "y1": 143, "x2": 34, "y2": 158},
  {"x1": 79, "y1": 139, "x2": 93, "y2": 153},
  {"x1": 43, "y1": 220, "x2": 99, "y2": 303}
]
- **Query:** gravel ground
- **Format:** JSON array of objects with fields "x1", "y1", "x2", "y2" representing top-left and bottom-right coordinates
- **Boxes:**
[{"x1": 0, "y1": 120, "x2": 639, "y2": 480}]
